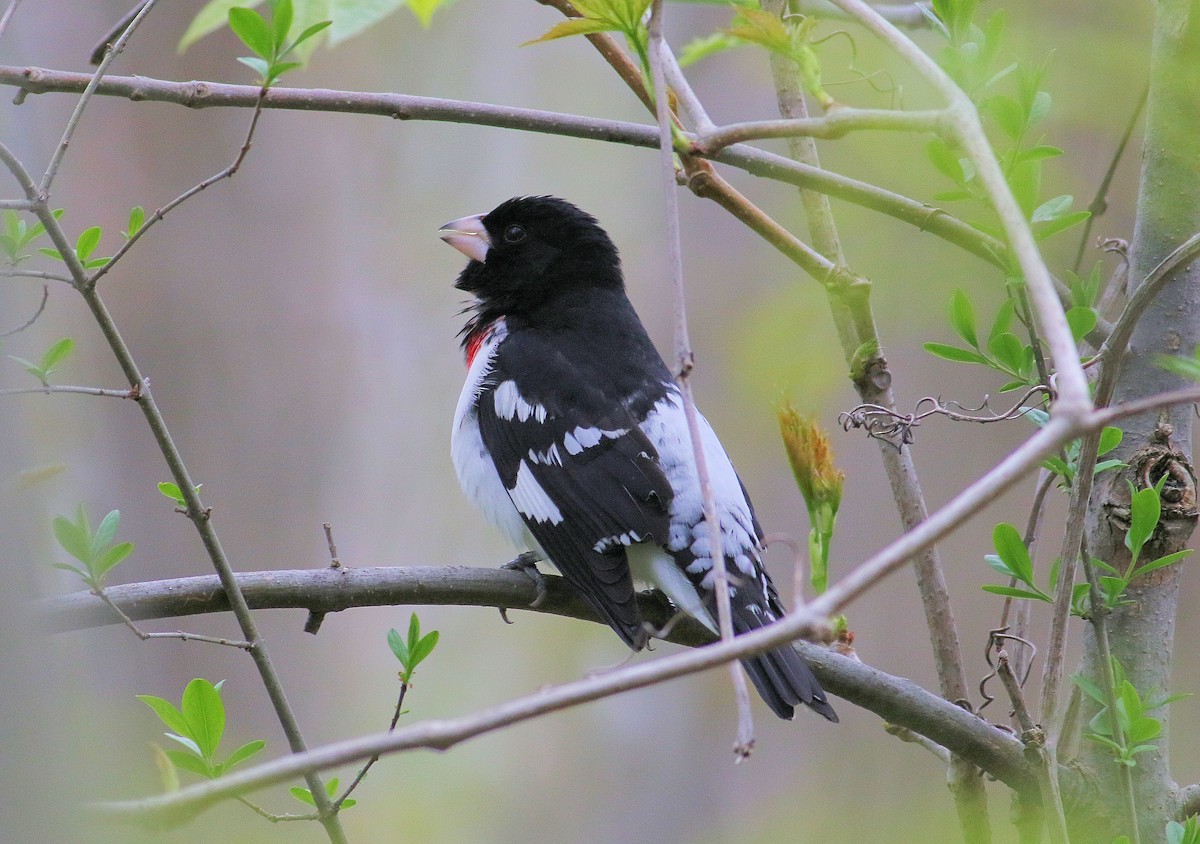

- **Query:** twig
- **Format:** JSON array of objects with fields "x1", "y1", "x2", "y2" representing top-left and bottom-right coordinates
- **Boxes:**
[
  {"x1": 235, "y1": 796, "x2": 317, "y2": 823},
  {"x1": 648, "y1": 0, "x2": 754, "y2": 758},
  {"x1": 88, "y1": 91, "x2": 269, "y2": 288},
  {"x1": 0, "y1": 383, "x2": 140, "y2": 399},
  {"x1": 796, "y1": 0, "x2": 932, "y2": 27},
  {"x1": 39, "y1": 0, "x2": 160, "y2": 194},
  {"x1": 90, "y1": 637, "x2": 1037, "y2": 826},
  {"x1": 1073, "y1": 85, "x2": 1149, "y2": 274},
  {"x1": 0, "y1": 268, "x2": 74, "y2": 284},
  {"x1": 696, "y1": 108, "x2": 945, "y2": 153},
  {"x1": 0, "y1": 198, "x2": 34, "y2": 210},
  {"x1": 883, "y1": 723, "x2": 952, "y2": 764},
  {"x1": 95, "y1": 588, "x2": 253, "y2": 649},
  {"x1": 331, "y1": 682, "x2": 409, "y2": 811},
  {"x1": 303, "y1": 522, "x2": 345, "y2": 634},
  {"x1": 0, "y1": 283, "x2": 47, "y2": 337},
  {"x1": 0, "y1": 65, "x2": 1008, "y2": 269},
  {"x1": 997, "y1": 650, "x2": 1070, "y2": 844},
  {"x1": 840, "y1": 387, "x2": 1051, "y2": 448},
  {"x1": 0, "y1": 0, "x2": 22, "y2": 42},
  {"x1": 1080, "y1": 554, "x2": 1142, "y2": 843}
]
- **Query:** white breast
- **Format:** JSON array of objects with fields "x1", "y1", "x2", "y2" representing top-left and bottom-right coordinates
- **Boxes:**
[{"x1": 450, "y1": 320, "x2": 536, "y2": 551}]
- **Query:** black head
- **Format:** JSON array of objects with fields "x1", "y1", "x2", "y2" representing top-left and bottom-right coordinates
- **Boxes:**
[{"x1": 439, "y1": 196, "x2": 623, "y2": 317}]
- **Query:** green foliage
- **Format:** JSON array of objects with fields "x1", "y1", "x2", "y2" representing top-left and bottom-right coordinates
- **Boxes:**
[
  {"x1": 923, "y1": 1, "x2": 1088, "y2": 249},
  {"x1": 8, "y1": 337, "x2": 74, "y2": 386},
  {"x1": 1168, "y1": 815, "x2": 1200, "y2": 844},
  {"x1": 50, "y1": 504, "x2": 134, "y2": 591},
  {"x1": 138, "y1": 679, "x2": 266, "y2": 782},
  {"x1": 226, "y1": 0, "x2": 332, "y2": 87},
  {"x1": 388, "y1": 612, "x2": 440, "y2": 683},
  {"x1": 38, "y1": 224, "x2": 112, "y2": 269},
  {"x1": 1, "y1": 209, "x2": 63, "y2": 265},
  {"x1": 123, "y1": 206, "x2": 145, "y2": 240},
  {"x1": 292, "y1": 776, "x2": 355, "y2": 810},
  {"x1": 1071, "y1": 658, "x2": 1189, "y2": 768},
  {"x1": 158, "y1": 480, "x2": 203, "y2": 509},
  {"x1": 1155, "y1": 343, "x2": 1200, "y2": 382},
  {"x1": 982, "y1": 522, "x2": 1053, "y2": 603}
]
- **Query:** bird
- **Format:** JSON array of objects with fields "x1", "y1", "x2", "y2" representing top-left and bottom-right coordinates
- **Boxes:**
[{"x1": 439, "y1": 195, "x2": 837, "y2": 722}]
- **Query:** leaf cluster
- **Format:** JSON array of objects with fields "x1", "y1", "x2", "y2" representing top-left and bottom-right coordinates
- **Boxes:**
[
  {"x1": 227, "y1": 0, "x2": 331, "y2": 87},
  {"x1": 50, "y1": 505, "x2": 133, "y2": 591},
  {"x1": 138, "y1": 679, "x2": 266, "y2": 781},
  {"x1": 1071, "y1": 659, "x2": 1189, "y2": 768},
  {"x1": 2, "y1": 208, "x2": 62, "y2": 266},
  {"x1": 292, "y1": 777, "x2": 355, "y2": 811},
  {"x1": 9, "y1": 337, "x2": 74, "y2": 386},
  {"x1": 388, "y1": 612, "x2": 440, "y2": 684}
]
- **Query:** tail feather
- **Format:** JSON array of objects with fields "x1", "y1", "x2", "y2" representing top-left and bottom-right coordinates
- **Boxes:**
[{"x1": 734, "y1": 600, "x2": 838, "y2": 722}]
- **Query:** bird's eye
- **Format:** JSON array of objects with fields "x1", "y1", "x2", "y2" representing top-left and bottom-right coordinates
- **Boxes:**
[{"x1": 503, "y1": 224, "x2": 527, "y2": 243}]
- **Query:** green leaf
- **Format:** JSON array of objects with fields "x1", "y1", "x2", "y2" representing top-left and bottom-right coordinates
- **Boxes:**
[
  {"x1": 409, "y1": 630, "x2": 440, "y2": 668},
  {"x1": 229, "y1": 7, "x2": 275, "y2": 59},
  {"x1": 181, "y1": 679, "x2": 225, "y2": 760},
  {"x1": 1028, "y1": 90, "x2": 1051, "y2": 125},
  {"x1": 328, "y1": 0, "x2": 405, "y2": 46},
  {"x1": 983, "y1": 553, "x2": 1013, "y2": 577},
  {"x1": 272, "y1": 0, "x2": 294, "y2": 51},
  {"x1": 1070, "y1": 672, "x2": 1107, "y2": 705},
  {"x1": 992, "y1": 522, "x2": 1034, "y2": 585},
  {"x1": 290, "y1": 786, "x2": 317, "y2": 806},
  {"x1": 39, "y1": 337, "x2": 75, "y2": 375},
  {"x1": 137, "y1": 694, "x2": 193, "y2": 737},
  {"x1": 981, "y1": 585, "x2": 1051, "y2": 601},
  {"x1": 987, "y1": 332, "x2": 1026, "y2": 375},
  {"x1": 1155, "y1": 351, "x2": 1200, "y2": 381},
  {"x1": 1130, "y1": 549, "x2": 1192, "y2": 579},
  {"x1": 74, "y1": 226, "x2": 102, "y2": 262},
  {"x1": 923, "y1": 342, "x2": 988, "y2": 365},
  {"x1": 52, "y1": 514, "x2": 91, "y2": 563},
  {"x1": 925, "y1": 137, "x2": 964, "y2": 185},
  {"x1": 93, "y1": 542, "x2": 134, "y2": 579},
  {"x1": 986, "y1": 94, "x2": 1024, "y2": 141},
  {"x1": 325, "y1": 776, "x2": 340, "y2": 796},
  {"x1": 1031, "y1": 194, "x2": 1072, "y2": 224},
  {"x1": 1094, "y1": 459, "x2": 1126, "y2": 475},
  {"x1": 124, "y1": 206, "x2": 145, "y2": 239},
  {"x1": 1126, "y1": 484, "x2": 1162, "y2": 560},
  {"x1": 408, "y1": 0, "x2": 447, "y2": 27},
  {"x1": 51, "y1": 562, "x2": 89, "y2": 579},
  {"x1": 340, "y1": 797, "x2": 358, "y2": 810},
  {"x1": 38, "y1": 246, "x2": 63, "y2": 261},
  {"x1": 523, "y1": 17, "x2": 619, "y2": 46},
  {"x1": 179, "y1": 0, "x2": 265, "y2": 51},
  {"x1": 989, "y1": 299, "x2": 1016, "y2": 346},
  {"x1": 678, "y1": 32, "x2": 741, "y2": 67},
  {"x1": 284, "y1": 19, "x2": 331, "y2": 54},
  {"x1": 948, "y1": 289, "x2": 978, "y2": 348},
  {"x1": 91, "y1": 509, "x2": 120, "y2": 556},
  {"x1": 237, "y1": 56, "x2": 272, "y2": 79},
  {"x1": 1016, "y1": 144, "x2": 1063, "y2": 163},
  {"x1": 387, "y1": 627, "x2": 408, "y2": 665},
  {"x1": 1035, "y1": 211, "x2": 1090, "y2": 241},
  {"x1": 1097, "y1": 426, "x2": 1123, "y2": 456},
  {"x1": 1065, "y1": 307, "x2": 1097, "y2": 343},
  {"x1": 166, "y1": 749, "x2": 214, "y2": 778},
  {"x1": 223, "y1": 739, "x2": 266, "y2": 771}
]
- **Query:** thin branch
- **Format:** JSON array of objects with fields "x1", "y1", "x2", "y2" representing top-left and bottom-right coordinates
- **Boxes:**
[
  {"x1": 88, "y1": 91, "x2": 269, "y2": 288},
  {"x1": 0, "y1": 268, "x2": 74, "y2": 284},
  {"x1": 235, "y1": 797, "x2": 317, "y2": 823},
  {"x1": 0, "y1": 0, "x2": 21, "y2": 41},
  {"x1": 997, "y1": 650, "x2": 1069, "y2": 844},
  {"x1": 39, "y1": 0, "x2": 160, "y2": 194},
  {"x1": 90, "y1": 636, "x2": 1035, "y2": 826},
  {"x1": 0, "y1": 65, "x2": 1007, "y2": 268},
  {"x1": 883, "y1": 723, "x2": 952, "y2": 764},
  {"x1": 0, "y1": 198, "x2": 34, "y2": 210},
  {"x1": 648, "y1": 0, "x2": 754, "y2": 756},
  {"x1": 796, "y1": 0, "x2": 932, "y2": 27},
  {"x1": 0, "y1": 383, "x2": 140, "y2": 399},
  {"x1": 1073, "y1": 85, "x2": 1149, "y2": 274},
  {"x1": 94, "y1": 588, "x2": 253, "y2": 649},
  {"x1": 696, "y1": 107, "x2": 945, "y2": 153},
  {"x1": 0, "y1": 283, "x2": 47, "y2": 337},
  {"x1": 331, "y1": 682, "x2": 408, "y2": 811}
]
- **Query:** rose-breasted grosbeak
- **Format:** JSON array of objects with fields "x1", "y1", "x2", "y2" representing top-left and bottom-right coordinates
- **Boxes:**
[{"x1": 439, "y1": 195, "x2": 836, "y2": 722}]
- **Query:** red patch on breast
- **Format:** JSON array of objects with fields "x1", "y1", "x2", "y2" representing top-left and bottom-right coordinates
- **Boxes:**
[{"x1": 465, "y1": 328, "x2": 489, "y2": 367}]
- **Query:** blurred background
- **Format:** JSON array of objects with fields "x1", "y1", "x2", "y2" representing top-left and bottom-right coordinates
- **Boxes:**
[{"x1": 1, "y1": 2, "x2": 1193, "y2": 842}]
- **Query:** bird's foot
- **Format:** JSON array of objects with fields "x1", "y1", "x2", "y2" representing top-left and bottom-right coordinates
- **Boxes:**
[{"x1": 498, "y1": 552, "x2": 547, "y2": 625}]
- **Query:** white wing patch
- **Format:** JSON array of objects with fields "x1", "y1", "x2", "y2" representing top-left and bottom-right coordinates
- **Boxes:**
[
  {"x1": 528, "y1": 442, "x2": 563, "y2": 466},
  {"x1": 563, "y1": 425, "x2": 626, "y2": 455},
  {"x1": 509, "y1": 460, "x2": 563, "y2": 524},
  {"x1": 493, "y1": 379, "x2": 548, "y2": 423},
  {"x1": 593, "y1": 530, "x2": 644, "y2": 554},
  {"x1": 638, "y1": 391, "x2": 762, "y2": 591}
]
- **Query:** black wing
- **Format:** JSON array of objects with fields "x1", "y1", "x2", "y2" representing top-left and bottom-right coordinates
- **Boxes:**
[{"x1": 475, "y1": 337, "x2": 673, "y2": 649}]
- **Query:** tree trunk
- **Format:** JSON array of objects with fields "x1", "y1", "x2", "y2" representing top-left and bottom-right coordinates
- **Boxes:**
[{"x1": 1078, "y1": 2, "x2": 1200, "y2": 841}]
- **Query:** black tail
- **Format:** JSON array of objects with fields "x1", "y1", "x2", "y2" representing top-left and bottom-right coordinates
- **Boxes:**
[{"x1": 733, "y1": 599, "x2": 838, "y2": 722}]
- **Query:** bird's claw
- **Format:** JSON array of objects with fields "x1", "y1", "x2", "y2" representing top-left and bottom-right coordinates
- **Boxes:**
[{"x1": 497, "y1": 552, "x2": 547, "y2": 627}]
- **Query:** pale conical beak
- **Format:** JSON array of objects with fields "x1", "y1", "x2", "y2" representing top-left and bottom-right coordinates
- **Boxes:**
[{"x1": 438, "y1": 214, "x2": 490, "y2": 263}]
